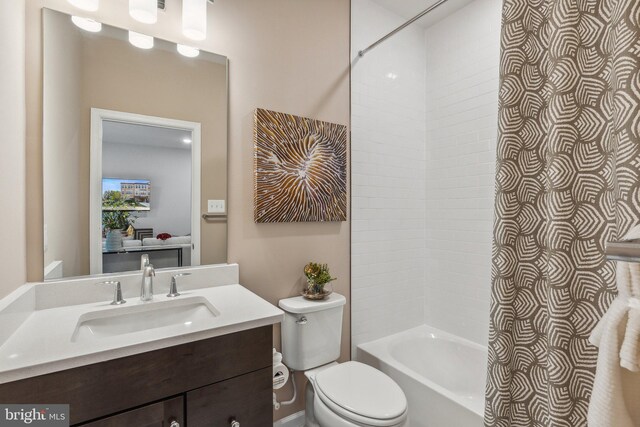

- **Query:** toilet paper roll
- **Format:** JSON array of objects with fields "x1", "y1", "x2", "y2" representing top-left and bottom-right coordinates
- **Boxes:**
[{"x1": 273, "y1": 363, "x2": 289, "y2": 389}]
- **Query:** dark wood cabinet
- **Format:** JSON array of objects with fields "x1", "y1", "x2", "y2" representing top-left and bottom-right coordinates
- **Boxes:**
[
  {"x1": 0, "y1": 326, "x2": 273, "y2": 426},
  {"x1": 187, "y1": 368, "x2": 272, "y2": 427},
  {"x1": 78, "y1": 396, "x2": 183, "y2": 427}
]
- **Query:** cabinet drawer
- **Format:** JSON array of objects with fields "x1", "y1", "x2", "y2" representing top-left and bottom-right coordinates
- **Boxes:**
[
  {"x1": 187, "y1": 368, "x2": 272, "y2": 426},
  {"x1": 78, "y1": 396, "x2": 183, "y2": 427}
]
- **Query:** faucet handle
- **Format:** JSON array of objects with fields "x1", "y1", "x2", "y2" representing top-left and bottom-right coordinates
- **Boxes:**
[
  {"x1": 97, "y1": 280, "x2": 126, "y2": 305},
  {"x1": 168, "y1": 273, "x2": 191, "y2": 297}
]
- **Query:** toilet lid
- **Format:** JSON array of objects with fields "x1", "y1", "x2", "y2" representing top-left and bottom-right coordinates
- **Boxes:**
[{"x1": 314, "y1": 361, "x2": 407, "y2": 421}]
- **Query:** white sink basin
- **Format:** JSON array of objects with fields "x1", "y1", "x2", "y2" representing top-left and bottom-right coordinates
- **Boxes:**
[{"x1": 71, "y1": 296, "x2": 219, "y2": 342}]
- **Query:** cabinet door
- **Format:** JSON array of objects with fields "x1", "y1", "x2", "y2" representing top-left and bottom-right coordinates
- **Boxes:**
[
  {"x1": 187, "y1": 367, "x2": 272, "y2": 426},
  {"x1": 77, "y1": 396, "x2": 183, "y2": 427}
]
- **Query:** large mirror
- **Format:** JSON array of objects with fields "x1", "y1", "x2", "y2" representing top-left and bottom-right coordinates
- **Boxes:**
[{"x1": 42, "y1": 9, "x2": 228, "y2": 280}]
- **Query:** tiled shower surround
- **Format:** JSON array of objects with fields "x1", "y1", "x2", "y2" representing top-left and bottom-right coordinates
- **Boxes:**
[
  {"x1": 351, "y1": 0, "x2": 501, "y2": 352},
  {"x1": 351, "y1": 0, "x2": 427, "y2": 354}
]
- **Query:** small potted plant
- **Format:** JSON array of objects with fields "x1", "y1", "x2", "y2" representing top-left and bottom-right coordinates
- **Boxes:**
[
  {"x1": 102, "y1": 190, "x2": 137, "y2": 251},
  {"x1": 102, "y1": 210, "x2": 136, "y2": 251},
  {"x1": 302, "y1": 262, "x2": 336, "y2": 300}
]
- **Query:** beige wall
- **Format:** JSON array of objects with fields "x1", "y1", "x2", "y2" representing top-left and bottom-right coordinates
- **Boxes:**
[
  {"x1": 42, "y1": 10, "x2": 84, "y2": 276},
  {"x1": 0, "y1": 0, "x2": 27, "y2": 299},
  {"x1": 25, "y1": 0, "x2": 350, "y2": 419}
]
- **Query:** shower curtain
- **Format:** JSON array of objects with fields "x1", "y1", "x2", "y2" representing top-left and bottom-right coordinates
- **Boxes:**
[{"x1": 485, "y1": 1, "x2": 640, "y2": 426}]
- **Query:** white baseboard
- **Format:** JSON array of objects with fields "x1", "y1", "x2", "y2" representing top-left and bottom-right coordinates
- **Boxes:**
[{"x1": 274, "y1": 410, "x2": 305, "y2": 427}]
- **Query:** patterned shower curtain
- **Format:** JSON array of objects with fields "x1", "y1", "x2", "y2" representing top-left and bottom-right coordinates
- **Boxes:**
[{"x1": 485, "y1": 1, "x2": 640, "y2": 426}]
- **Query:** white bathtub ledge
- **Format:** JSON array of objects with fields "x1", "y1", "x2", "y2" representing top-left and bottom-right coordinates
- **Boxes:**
[{"x1": 357, "y1": 324, "x2": 488, "y2": 427}]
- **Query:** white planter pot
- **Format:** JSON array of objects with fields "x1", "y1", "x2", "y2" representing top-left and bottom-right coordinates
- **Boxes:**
[{"x1": 105, "y1": 229, "x2": 123, "y2": 251}]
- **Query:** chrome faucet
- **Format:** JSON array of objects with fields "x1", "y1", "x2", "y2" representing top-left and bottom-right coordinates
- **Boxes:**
[
  {"x1": 140, "y1": 254, "x2": 150, "y2": 270},
  {"x1": 141, "y1": 264, "x2": 155, "y2": 301}
]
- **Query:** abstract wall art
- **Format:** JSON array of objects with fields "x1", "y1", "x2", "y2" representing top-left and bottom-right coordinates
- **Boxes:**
[{"x1": 254, "y1": 108, "x2": 347, "y2": 223}]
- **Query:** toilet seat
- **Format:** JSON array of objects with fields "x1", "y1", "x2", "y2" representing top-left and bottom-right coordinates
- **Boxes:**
[{"x1": 313, "y1": 361, "x2": 407, "y2": 426}]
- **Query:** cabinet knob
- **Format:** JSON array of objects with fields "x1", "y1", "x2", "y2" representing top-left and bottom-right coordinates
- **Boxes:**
[
  {"x1": 230, "y1": 419, "x2": 240, "y2": 427},
  {"x1": 169, "y1": 420, "x2": 180, "y2": 427}
]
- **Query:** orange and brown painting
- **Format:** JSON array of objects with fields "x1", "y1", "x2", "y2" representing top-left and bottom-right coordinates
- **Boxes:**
[{"x1": 254, "y1": 108, "x2": 347, "y2": 223}]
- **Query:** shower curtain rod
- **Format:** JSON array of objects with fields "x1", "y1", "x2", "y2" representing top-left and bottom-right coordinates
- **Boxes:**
[
  {"x1": 358, "y1": 0, "x2": 451, "y2": 57},
  {"x1": 606, "y1": 240, "x2": 640, "y2": 263}
]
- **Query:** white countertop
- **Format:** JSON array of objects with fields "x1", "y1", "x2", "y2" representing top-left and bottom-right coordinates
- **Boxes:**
[{"x1": 0, "y1": 265, "x2": 284, "y2": 384}]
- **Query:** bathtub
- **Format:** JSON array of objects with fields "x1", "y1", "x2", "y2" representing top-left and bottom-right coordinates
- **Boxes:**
[{"x1": 357, "y1": 325, "x2": 487, "y2": 427}]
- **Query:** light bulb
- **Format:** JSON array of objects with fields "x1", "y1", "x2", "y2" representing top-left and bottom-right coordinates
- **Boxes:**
[
  {"x1": 71, "y1": 16, "x2": 102, "y2": 32},
  {"x1": 67, "y1": 0, "x2": 99, "y2": 12},
  {"x1": 128, "y1": 31, "x2": 154, "y2": 49},
  {"x1": 182, "y1": 0, "x2": 207, "y2": 41},
  {"x1": 129, "y1": 0, "x2": 157, "y2": 24},
  {"x1": 177, "y1": 44, "x2": 200, "y2": 58}
]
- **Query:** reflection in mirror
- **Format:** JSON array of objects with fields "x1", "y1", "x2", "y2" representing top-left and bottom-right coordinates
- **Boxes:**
[
  {"x1": 92, "y1": 112, "x2": 200, "y2": 275},
  {"x1": 42, "y1": 9, "x2": 228, "y2": 280}
]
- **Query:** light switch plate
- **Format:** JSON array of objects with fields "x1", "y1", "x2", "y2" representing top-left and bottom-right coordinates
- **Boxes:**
[{"x1": 207, "y1": 199, "x2": 226, "y2": 213}]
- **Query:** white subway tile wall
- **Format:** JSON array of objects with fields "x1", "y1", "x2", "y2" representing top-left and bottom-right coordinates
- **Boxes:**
[
  {"x1": 424, "y1": 0, "x2": 500, "y2": 345},
  {"x1": 351, "y1": 0, "x2": 427, "y2": 355},
  {"x1": 351, "y1": 0, "x2": 501, "y2": 352}
]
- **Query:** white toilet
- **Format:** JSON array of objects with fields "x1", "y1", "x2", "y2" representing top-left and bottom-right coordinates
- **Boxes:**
[{"x1": 279, "y1": 293, "x2": 408, "y2": 427}]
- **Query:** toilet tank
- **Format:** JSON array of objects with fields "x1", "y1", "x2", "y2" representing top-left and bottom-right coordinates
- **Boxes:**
[{"x1": 278, "y1": 293, "x2": 346, "y2": 371}]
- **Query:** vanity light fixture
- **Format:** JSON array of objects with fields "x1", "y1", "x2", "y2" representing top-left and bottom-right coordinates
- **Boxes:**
[
  {"x1": 67, "y1": 0, "x2": 99, "y2": 12},
  {"x1": 182, "y1": 0, "x2": 207, "y2": 41},
  {"x1": 177, "y1": 44, "x2": 200, "y2": 58},
  {"x1": 129, "y1": 0, "x2": 158, "y2": 24},
  {"x1": 71, "y1": 16, "x2": 102, "y2": 32},
  {"x1": 128, "y1": 31, "x2": 154, "y2": 49}
]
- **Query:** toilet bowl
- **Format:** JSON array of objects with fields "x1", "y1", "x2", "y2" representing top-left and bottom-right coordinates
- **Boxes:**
[
  {"x1": 306, "y1": 361, "x2": 408, "y2": 427},
  {"x1": 278, "y1": 294, "x2": 408, "y2": 427}
]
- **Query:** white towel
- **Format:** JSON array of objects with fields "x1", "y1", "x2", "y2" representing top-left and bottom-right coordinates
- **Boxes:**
[{"x1": 588, "y1": 225, "x2": 640, "y2": 427}]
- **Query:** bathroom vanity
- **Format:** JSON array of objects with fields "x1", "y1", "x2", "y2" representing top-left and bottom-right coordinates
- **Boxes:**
[
  {"x1": 0, "y1": 326, "x2": 272, "y2": 426},
  {"x1": 0, "y1": 264, "x2": 283, "y2": 426}
]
